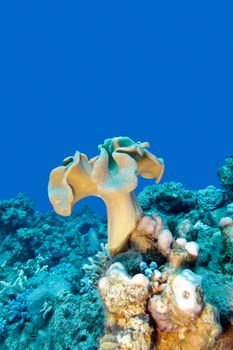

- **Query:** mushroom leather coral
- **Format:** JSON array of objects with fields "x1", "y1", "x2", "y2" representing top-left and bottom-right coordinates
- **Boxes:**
[{"x1": 48, "y1": 137, "x2": 164, "y2": 256}]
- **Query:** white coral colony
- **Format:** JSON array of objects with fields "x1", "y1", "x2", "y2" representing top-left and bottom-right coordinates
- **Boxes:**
[
  {"x1": 171, "y1": 269, "x2": 203, "y2": 317},
  {"x1": 48, "y1": 137, "x2": 164, "y2": 256}
]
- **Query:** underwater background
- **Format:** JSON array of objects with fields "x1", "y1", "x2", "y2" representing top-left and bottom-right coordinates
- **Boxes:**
[{"x1": 0, "y1": 1, "x2": 233, "y2": 349}]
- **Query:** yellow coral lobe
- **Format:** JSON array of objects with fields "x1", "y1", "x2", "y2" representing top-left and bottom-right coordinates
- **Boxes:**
[
  {"x1": 48, "y1": 166, "x2": 73, "y2": 216},
  {"x1": 137, "y1": 151, "x2": 165, "y2": 183}
]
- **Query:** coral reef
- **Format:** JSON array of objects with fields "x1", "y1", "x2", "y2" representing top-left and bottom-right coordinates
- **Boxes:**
[
  {"x1": 0, "y1": 194, "x2": 106, "y2": 349},
  {"x1": 0, "y1": 148, "x2": 233, "y2": 349}
]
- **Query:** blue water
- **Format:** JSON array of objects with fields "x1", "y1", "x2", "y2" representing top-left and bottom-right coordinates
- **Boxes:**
[{"x1": 0, "y1": 1, "x2": 232, "y2": 215}]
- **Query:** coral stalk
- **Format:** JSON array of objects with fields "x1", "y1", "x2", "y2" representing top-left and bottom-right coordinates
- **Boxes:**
[{"x1": 103, "y1": 192, "x2": 143, "y2": 255}]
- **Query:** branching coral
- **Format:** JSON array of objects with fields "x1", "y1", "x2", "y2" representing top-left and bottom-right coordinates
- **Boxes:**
[
  {"x1": 80, "y1": 243, "x2": 111, "y2": 294},
  {"x1": 48, "y1": 137, "x2": 164, "y2": 256}
]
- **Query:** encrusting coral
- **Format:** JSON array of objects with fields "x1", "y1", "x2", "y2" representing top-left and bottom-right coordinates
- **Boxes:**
[
  {"x1": 99, "y1": 261, "x2": 221, "y2": 350},
  {"x1": 149, "y1": 269, "x2": 221, "y2": 350},
  {"x1": 98, "y1": 263, "x2": 152, "y2": 350},
  {"x1": 48, "y1": 137, "x2": 164, "y2": 256}
]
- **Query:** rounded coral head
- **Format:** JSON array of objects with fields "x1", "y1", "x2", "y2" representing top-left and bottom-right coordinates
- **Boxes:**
[
  {"x1": 219, "y1": 217, "x2": 233, "y2": 228},
  {"x1": 172, "y1": 269, "x2": 203, "y2": 317}
]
